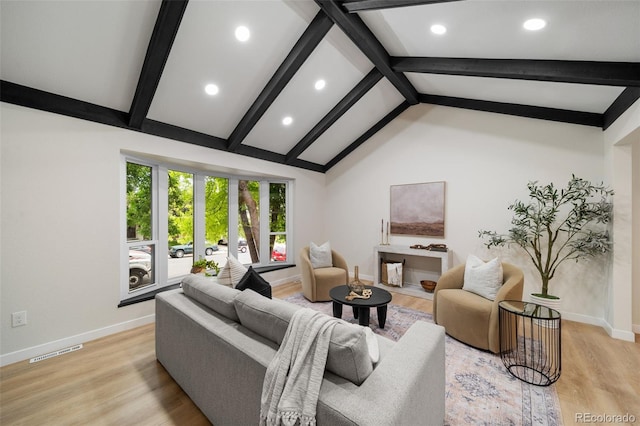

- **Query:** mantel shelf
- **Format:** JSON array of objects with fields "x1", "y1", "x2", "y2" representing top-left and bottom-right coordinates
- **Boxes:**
[{"x1": 375, "y1": 245, "x2": 451, "y2": 259}]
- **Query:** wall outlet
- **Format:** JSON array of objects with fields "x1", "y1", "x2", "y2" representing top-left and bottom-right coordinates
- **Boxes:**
[{"x1": 12, "y1": 311, "x2": 27, "y2": 327}]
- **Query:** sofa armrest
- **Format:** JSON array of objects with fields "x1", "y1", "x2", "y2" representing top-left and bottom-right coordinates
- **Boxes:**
[{"x1": 318, "y1": 321, "x2": 446, "y2": 425}]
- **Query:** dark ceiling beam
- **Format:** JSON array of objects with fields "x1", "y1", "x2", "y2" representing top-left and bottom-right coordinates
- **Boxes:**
[
  {"x1": 0, "y1": 81, "x2": 329, "y2": 173},
  {"x1": 128, "y1": 0, "x2": 188, "y2": 129},
  {"x1": 1, "y1": 80, "x2": 130, "y2": 129},
  {"x1": 391, "y1": 57, "x2": 640, "y2": 87},
  {"x1": 226, "y1": 11, "x2": 334, "y2": 152},
  {"x1": 419, "y1": 93, "x2": 603, "y2": 128},
  {"x1": 603, "y1": 87, "x2": 640, "y2": 130},
  {"x1": 342, "y1": 0, "x2": 462, "y2": 12},
  {"x1": 324, "y1": 101, "x2": 410, "y2": 171},
  {"x1": 315, "y1": 0, "x2": 419, "y2": 104},
  {"x1": 142, "y1": 119, "x2": 228, "y2": 151},
  {"x1": 235, "y1": 145, "x2": 325, "y2": 173},
  {"x1": 285, "y1": 68, "x2": 383, "y2": 163}
]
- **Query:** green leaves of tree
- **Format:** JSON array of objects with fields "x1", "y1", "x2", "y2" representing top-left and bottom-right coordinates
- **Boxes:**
[
  {"x1": 126, "y1": 162, "x2": 152, "y2": 240},
  {"x1": 479, "y1": 175, "x2": 613, "y2": 296}
]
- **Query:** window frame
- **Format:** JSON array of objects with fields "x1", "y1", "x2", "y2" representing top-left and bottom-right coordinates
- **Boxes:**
[{"x1": 120, "y1": 154, "x2": 294, "y2": 303}]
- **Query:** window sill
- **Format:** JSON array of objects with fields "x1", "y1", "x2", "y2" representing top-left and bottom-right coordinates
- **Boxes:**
[{"x1": 118, "y1": 263, "x2": 296, "y2": 307}]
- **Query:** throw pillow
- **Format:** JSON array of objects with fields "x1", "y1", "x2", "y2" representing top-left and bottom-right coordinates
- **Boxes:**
[
  {"x1": 217, "y1": 255, "x2": 248, "y2": 287},
  {"x1": 235, "y1": 266, "x2": 272, "y2": 299},
  {"x1": 462, "y1": 255, "x2": 504, "y2": 301},
  {"x1": 310, "y1": 241, "x2": 332, "y2": 269}
]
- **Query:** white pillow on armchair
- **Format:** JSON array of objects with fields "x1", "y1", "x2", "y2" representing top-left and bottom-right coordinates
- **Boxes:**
[
  {"x1": 309, "y1": 241, "x2": 333, "y2": 269},
  {"x1": 462, "y1": 255, "x2": 503, "y2": 301}
]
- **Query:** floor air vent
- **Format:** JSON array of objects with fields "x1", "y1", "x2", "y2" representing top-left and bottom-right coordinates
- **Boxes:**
[{"x1": 30, "y1": 344, "x2": 83, "y2": 363}]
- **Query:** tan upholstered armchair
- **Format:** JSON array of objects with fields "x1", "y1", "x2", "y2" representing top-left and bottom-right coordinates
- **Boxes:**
[
  {"x1": 433, "y1": 262, "x2": 524, "y2": 353},
  {"x1": 299, "y1": 246, "x2": 349, "y2": 302}
]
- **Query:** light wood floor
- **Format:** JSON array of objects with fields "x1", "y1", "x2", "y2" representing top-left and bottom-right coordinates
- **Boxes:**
[{"x1": 1, "y1": 281, "x2": 638, "y2": 425}]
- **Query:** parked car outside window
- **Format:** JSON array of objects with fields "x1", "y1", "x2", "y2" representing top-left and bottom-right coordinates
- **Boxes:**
[
  {"x1": 217, "y1": 237, "x2": 248, "y2": 253},
  {"x1": 271, "y1": 243, "x2": 286, "y2": 262},
  {"x1": 169, "y1": 241, "x2": 219, "y2": 258},
  {"x1": 129, "y1": 249, "x2": 151, "y2": 288}
]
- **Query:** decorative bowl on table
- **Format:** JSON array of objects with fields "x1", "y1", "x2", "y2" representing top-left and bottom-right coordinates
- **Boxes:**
[{"x1": 420, "y1": 280, "x2": 437, "y2": 292}]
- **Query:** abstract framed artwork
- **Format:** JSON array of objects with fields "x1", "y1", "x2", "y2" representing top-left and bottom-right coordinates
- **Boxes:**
[{"x1": 390, "y1": 181, "x2": 445, "y2": 237}]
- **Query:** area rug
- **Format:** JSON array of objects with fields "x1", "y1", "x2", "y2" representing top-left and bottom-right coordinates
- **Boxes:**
[{"x1": 284, "y1": 293, "x2": 563, "y2": 426}]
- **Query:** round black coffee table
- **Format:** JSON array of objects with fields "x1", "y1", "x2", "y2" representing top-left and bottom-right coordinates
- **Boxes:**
[{"x1": 329, "y1": 285, "x2": 392, "y2": 328}]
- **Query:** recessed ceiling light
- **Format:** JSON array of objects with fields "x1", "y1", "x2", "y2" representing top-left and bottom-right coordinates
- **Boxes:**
[
  {"x1": 523, "y1": 18, "x2": 546, "y2": 31},
  {"x1": 430, "y1": 24, "x2": 447, "y2": 35},
  {"x1": 282, "y1": 116, "x2": 293, "y2": 126},
  {"x1": 204, "y1": 84, "x2": 219, "y2": 96},
  {"x1": 235, "y1": 26, "x2": 250, "y2": 42},
  {"x1": 315, "y1": 79, "x2": 326, "y2": 91}
]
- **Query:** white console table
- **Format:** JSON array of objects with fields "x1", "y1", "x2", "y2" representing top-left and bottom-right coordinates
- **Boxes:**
[{"x1": 373, "y1": 245, "x2": 453, "y2": 300}]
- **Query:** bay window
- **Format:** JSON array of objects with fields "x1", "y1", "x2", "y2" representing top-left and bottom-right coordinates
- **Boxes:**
[{"x1": 121, "y1": 155, "x2": 292, "y2": 302}]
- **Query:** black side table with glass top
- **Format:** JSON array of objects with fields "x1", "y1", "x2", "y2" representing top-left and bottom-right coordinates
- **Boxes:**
[{"x1": 498, "y1": 300, "x2": 561, "y2": 386}]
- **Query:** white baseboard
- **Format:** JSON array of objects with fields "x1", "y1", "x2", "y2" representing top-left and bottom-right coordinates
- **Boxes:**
[
  {"x1": 561, "y1": 311, "x2": 605, "y2": 327},
  {"x1": 604, "y1": 322, "x2": 638, "y2": 342},
  {"x1": 0, "y1": 314, "x2": 155, "y2": 367},
  {"x1": 269, "y1": 274, "x2": 301, "y2": 287},
  {"x1": 563, "y1": 312, "x2": 637, "y2": 342},
  {"x1": 609, "y1": 328, "x2": 637, "y2": 342}
]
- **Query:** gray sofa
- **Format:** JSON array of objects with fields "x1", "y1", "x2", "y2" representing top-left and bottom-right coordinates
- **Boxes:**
[{"x1": 156, "y1": 274, "x2": 446, "y2": 425}]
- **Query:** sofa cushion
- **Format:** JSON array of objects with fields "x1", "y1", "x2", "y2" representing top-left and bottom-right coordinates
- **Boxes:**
[
  {"x1": 324, "y1": 321, "x2": 375, "y2": 385},
  {"x1": 462, "y1": 255, "x2": 503, "y2": 301},
  {"x1": 234, "y1": 289, "x2": 300, "y2": 345},
  {"x1": 217, "y1": 255, "x2": 248, "y2": 287},
  {"x1": 235, "y1": 266, "x2": 272, "y2": 298},
  {"x1": 363, "y1": 327, "x2": 380, "y2": 363},
  {"x1": 181, "y1": 274, "x2": 241, "y2": 322},
  {"x1": 234, "y1": 290, "x2": 374, "y2": 385}
]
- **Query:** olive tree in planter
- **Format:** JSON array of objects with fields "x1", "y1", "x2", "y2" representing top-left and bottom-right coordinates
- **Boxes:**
[{"x1": 479, "y1": 175, "x2": 613, "y2": 308}]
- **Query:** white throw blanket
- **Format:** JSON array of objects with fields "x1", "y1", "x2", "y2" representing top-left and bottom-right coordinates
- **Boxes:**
[
  {"x1": 386, "y1": 262, "x2": 403, "y2": 287},
  {"x1": 260, "y1": 308, "x2": 340, "y2": 426}
]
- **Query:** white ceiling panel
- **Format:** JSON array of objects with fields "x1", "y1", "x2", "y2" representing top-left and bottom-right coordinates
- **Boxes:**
[
  {"x1": 361, "y1": 1, "x2": 640, "y2": 61},
  {"x1": 299, "y1": 78, "x2": 405, "y2": 165},
  {"x1": 406, "y1": 73, "x2": 624, "y2": 114},
  {"x1": 147, "y1": 0, "x2": 313, "y2": 139},
  {"x1": 0, "y1": 0, "x2": 160, "y2": 111},
  {"x1": 243, "y1": 26, "x2": 372, "y2": 154}
]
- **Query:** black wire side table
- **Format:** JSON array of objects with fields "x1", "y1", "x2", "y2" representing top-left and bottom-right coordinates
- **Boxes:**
[{"x1": 499, "y1": 300, "x2": 561, "y2": 386}]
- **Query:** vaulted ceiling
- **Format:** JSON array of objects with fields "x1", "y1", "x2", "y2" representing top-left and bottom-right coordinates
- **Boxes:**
[{"x1": 2, "y1": 0, "x2": 639, "y2": 173}]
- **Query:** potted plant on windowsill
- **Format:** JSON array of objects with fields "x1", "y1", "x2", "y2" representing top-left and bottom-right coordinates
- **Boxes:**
[
  {"x1": 479, "y1": 175, "x2": 613, "y2": 309},
  {"x1": 191, "y1": 258, "x2": 220, "y2": 276}
]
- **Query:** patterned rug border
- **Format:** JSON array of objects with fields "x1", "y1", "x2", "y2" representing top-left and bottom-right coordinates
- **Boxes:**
[{"x1": 284, "y1": 293, "x2": 563, "y2": 426}]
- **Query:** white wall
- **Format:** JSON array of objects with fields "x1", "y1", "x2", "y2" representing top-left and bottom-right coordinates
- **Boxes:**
[
  {"x1": 634, "y1": 141, "x2": 640, "y2": 334},
  {"x1": 603, "y1": 98, "x2": 640, "y2": 338},
  {"x1": 0, "y1": 103, "x2": 326, "y2": 364},
  {"x1": 326, "y1": 104, "x2": 610, "y2": 322}
]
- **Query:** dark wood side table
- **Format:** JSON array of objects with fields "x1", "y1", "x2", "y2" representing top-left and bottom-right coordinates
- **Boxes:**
[
  {"x1": 499, "y1": 300, "x2": 561, "y2": 386},
  {"x1": 330, "y1": 285, "x2": 392, "y2": 328}
]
